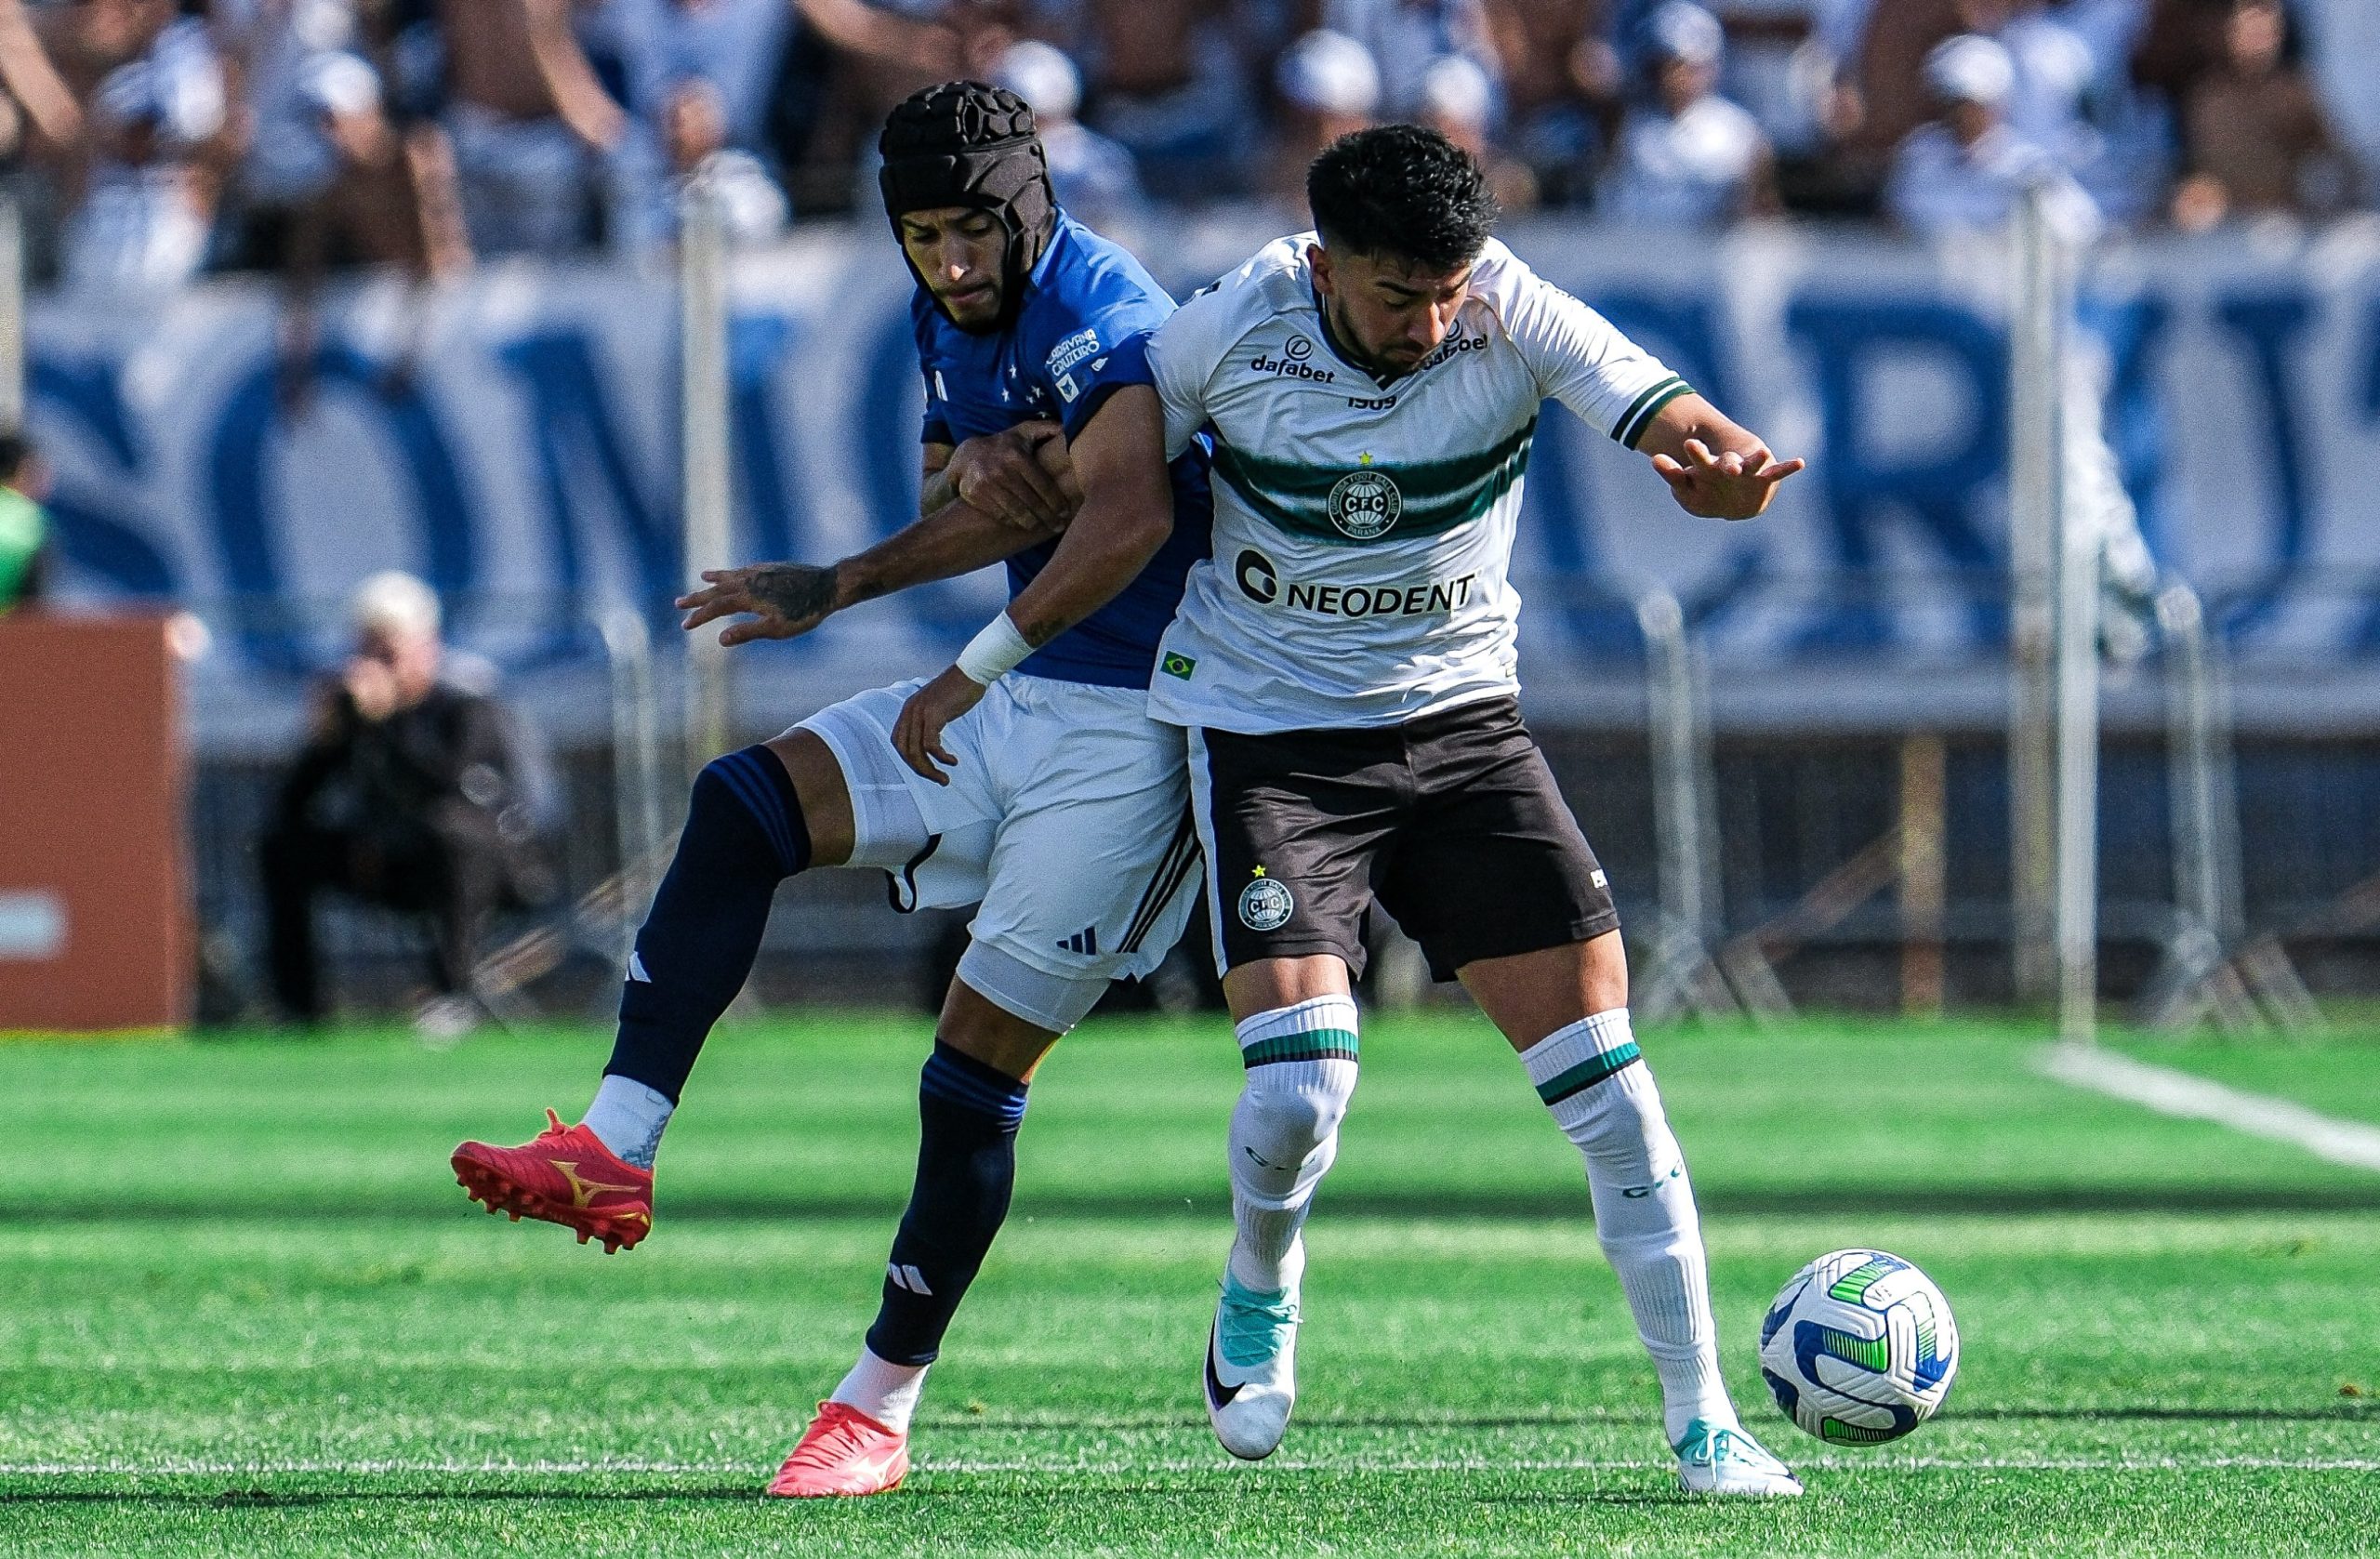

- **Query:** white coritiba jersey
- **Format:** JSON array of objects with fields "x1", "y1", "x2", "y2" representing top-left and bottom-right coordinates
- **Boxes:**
[{"x1": 1144, "y1": 233, "x2": 1688, "y2": 733}]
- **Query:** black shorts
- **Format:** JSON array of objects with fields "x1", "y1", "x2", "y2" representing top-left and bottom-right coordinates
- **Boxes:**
[{"x1": 1188, "y1": 695, "x2": 1620, "y2": 981}]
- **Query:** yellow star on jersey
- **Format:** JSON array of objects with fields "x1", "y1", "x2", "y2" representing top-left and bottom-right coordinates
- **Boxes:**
[
  {"x1": 1251, "y1": 865, "x2": 1268, "y2": 877},
  {"x1": 1358, "y1": 453, "x2": 1373, "y2": 466}
]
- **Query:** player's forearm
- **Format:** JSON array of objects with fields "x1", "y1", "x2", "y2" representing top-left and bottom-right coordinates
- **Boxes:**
[
  {"x1": 998, "y1": 496, "x2": 1170, "y2": 649},
  {"x1": 0, "y1": 5, "x2": 77, "y2": 147},
  {"x1": 1639, "y1": 393, "x2": 1764, "y2": 465},
  {"x1": 1636, "y1": 391, "x2": 1803, "y2": 521},
  {"x1": 918, "y1": 465, "x2": 959, "y2": 520},
  {"x1": 790, "y1": 0, "x2": 959, "y2": 69},
  {"x1": 838, "y1": 499, "x2": 1060, "y2": 607},
  {"x1": 522, "y1": 0, "x2": 625, "y2": 149}
]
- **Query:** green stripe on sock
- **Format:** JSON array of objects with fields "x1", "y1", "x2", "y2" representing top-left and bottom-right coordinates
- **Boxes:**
[
  {"x1": 1534, "y1": 1041, "x2": 1642, "y2": 1105},
  {"x1": 1239, "y1": 1028, "x2": 1360, "y2": 1069}
]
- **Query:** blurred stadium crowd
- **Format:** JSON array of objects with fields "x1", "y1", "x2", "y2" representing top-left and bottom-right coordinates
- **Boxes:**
[{"x1": 0, "y1": 0, "x2": 2367, "y2": 296}]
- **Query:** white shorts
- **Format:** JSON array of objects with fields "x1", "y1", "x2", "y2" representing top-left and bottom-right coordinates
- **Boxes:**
[{"x1": 797, "y1": 673, "x2": 1201, "y2": 1033}]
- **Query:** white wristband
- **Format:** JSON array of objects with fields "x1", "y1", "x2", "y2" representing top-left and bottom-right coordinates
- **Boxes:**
[{"x1": 955, "y1": 612, "x2": 1034, "y2": 686}]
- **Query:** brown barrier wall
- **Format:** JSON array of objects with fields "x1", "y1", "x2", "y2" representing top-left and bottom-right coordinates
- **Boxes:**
[{"x1": 0, "y1": 615, "x2": 186, "y2": 1032}]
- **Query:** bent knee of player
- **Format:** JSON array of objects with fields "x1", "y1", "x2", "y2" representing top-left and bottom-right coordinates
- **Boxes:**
[
  {"x1": 1582, "y1": 930, "x2": 1629, "y2": 1012},
  {"x1": 935, "y1": 968, "x2": 1064, "y2": 1082},
  {"x1": 1222, "y1": 955, "x2": 1354, "y2": 1023},
  {"x1": 1229, "y1": 1104, "x2": 1342, "y2": 1209},
  {"x1": 763, "y1": 727, "x2": 854, "y2": 866},
  {"x1": 1235, "y1": 1066, "x2": 1355, "y2": 1167}
]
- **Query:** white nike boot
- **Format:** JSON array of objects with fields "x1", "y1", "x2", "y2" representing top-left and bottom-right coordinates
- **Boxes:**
[
  {"x1": 1673, "y1": 1419, "x2": 1805, "y2": 1497},
  {"x1": 1203, "y1": 1257, "x2": 1302, "y2": 1460}
]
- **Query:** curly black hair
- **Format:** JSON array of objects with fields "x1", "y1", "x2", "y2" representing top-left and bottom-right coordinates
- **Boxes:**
[{"x1": 1306, "y1": 125, "x2": 1499, "y2": 271}]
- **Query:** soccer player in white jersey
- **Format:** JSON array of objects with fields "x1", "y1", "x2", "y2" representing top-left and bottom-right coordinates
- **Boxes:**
[{"x1": 892, "y1": 125, "x2": 1808, "y2": 1496}]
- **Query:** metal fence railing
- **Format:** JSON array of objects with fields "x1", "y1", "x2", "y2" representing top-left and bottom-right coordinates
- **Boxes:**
[{"x1": 175, "y1": 560, "x2": 2380, "y2": 1030}]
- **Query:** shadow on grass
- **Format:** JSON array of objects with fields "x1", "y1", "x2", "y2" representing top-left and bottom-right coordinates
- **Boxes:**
[
  {"x1": 1943, "y1": 1406, "x2": 2380, "y2": 1424},
  {"x1": 899, "y1": 1405, "x2": 2380, "y2": 1433},
  {"x1": 15, "y1": 1185, "x2": 2380, "y2": 1224},
  {"x1": 0, "y1": 1487, "x2": 768, "y2": 1506},
  {"x1": 1475, "y1": 1491, "x2": 1693, "y2": 1508}
]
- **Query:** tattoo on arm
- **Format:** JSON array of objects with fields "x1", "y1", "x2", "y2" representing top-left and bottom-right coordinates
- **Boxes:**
[{"x1": 749, "y1": 562, "x2": 857, "y2": 619}]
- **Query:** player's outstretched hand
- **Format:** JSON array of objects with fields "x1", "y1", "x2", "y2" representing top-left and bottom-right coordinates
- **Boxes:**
[
  {"x1": 949, "y1": 421, "x2": 1077, "y2": 532},
  {"x1": 678, "y1": 563, "x2": 844, "y2": 646},
  {"x1": 893, "y1": 665, "x2": 989, "y2": 785},
  {"x1": 1651, "y1": 439, "x2": 1805, "y2": 521}
]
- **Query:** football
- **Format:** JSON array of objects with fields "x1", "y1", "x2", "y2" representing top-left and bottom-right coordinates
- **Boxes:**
[{"x1": 1759, "y1": 1249, "x2": 1960, "y2": 1446}]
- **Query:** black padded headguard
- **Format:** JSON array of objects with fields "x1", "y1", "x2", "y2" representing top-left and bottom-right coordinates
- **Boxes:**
[{"x1": 879, "y1": 81, "x2": 1057, "y2": 334}]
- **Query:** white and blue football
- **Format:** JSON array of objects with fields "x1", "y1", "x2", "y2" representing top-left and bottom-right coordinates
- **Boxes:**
[{"x1": 1758, "y1": 1249, "x2": 1959, "y2": 1446}]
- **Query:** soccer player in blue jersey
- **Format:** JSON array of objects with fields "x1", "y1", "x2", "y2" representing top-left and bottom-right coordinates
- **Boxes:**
[{"x1": 450, "y1": 81, "x2": 1211, "y2": 1497}]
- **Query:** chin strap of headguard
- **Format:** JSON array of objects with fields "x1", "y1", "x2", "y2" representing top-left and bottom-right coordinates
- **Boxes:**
[{"x1": 879, "y1": 81, "x2": 1056, "y2": 334}]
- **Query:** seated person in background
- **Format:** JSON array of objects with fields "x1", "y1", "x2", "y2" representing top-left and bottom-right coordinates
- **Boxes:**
[
  {"x1": 1600, "y1": 1, "x2": 1778, "y2": 224},
  {"x1": 436, "y1": 0, "x2": 626, "y2": 257},
  {"x1": 1956, "y1": 0, "x2": 2096, "y2": 171},
  {"x1": 1322, "y1": 0, "x2": 1501, "y2": 123},
  {"x1": 275, "y1": 52, "x2": 473, "y2": 407},
  {"x1": 2169, "y1": 0, "x2": 2348, "y2": 230},
  {"x1": 2294, "y1": 0, "x2": 2380, "y2": 202},
  {"x1": 213, "y1": 0, "x2": 377, "y2": 221},
  {"x1": 1417, "y1": 53, "x2": 1541, "y2": 210},
  {"x1": 259, "y1": 571, "x2": 555, "y2": 1031},
  {"x1": 612, "y1": 74, "x2": 788, "y2": 258},
  {"x1": 0, "y1": 433, "x2": 52, "y2": 614},
  {"x1": 990, "y1": 41, "x2": 1145, "y2": 230},
  {"x1": 1884, "y1": 33, "x2": 2096, "y2": 238},
  {"x1": 1078, "y1": 0, "x2": 1256, "y2": 203},
  {"x1": 1267, "y1": 30, "x2": 1380, "y2": 204},
  {"x1": 61, "y1": 48, "x2": 226, "y2": 292},
  {"x1": 1477, "y1": 0, "x2": 1621, "y2": 206}
]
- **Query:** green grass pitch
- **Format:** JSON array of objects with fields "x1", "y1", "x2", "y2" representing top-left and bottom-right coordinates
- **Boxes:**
[{"x1": 7, "y1": 1012, "x2": 2380, "y2": 1555}]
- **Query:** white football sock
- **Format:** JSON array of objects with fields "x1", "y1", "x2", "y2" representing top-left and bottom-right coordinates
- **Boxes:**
[
  {"x1": 1521, "y1": 1010, "x2": 1735, "y2": 1444},
  {"x1": 1226, "y1": 997, "x2": 1360, "y2": 1292},
  {"x1": 581, "y1": 1075, "x2": 673, "y2": 1169},
  {"x1": 829, "y1": 1345, "x2": 931, "y2": 1434}
]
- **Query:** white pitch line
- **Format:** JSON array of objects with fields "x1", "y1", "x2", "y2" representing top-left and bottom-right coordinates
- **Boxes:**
[{"x1": 2036, "y1": 1043, "x2": 2380, "y2": 1173}]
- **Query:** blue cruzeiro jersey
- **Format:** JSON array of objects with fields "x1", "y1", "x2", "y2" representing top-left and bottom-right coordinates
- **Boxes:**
[{"x1": 915, "y1": 213, "x2": 1213, "y2": 689}]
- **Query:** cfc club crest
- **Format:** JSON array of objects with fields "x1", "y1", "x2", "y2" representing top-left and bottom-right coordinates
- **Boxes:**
[
  {"x1": 1328, "y1": 469, "x2": 1401, "y2": 540},
  {"x1": 1237, "y1": 874, "x2": 1294, "y2": 931}
]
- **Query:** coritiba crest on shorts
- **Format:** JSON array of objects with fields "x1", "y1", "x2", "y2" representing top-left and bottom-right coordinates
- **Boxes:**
[{"x1": 1238, "y1": 873, "x2": 1294, "y2": 931}]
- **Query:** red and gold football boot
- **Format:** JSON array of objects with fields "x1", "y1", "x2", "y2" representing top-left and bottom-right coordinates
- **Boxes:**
[{"x1": 450, "y1": 1110, "x2": 654, "y2": 1253}]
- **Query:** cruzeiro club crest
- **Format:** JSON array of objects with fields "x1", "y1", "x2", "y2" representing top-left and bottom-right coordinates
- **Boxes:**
[
  {"x1": 1328, "y1": 465, "x2": 1401, "y2": 540},
  {"x1": 1237, "y1": 870, "x2": 1294, "y2": 931}
]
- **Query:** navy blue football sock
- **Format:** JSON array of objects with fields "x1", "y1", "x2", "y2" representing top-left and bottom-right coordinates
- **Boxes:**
[
  {"x1": 865, "y1": 1043, "x2": 1031, "y2": 1367},
  {"x1": 605, "y1": 746, "x2": 810, "y2": 1103}
]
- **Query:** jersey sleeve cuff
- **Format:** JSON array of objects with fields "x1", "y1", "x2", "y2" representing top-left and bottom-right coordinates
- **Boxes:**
[{"x1": 1613, "y1": 377, "x2": 1693, "y2": 450}]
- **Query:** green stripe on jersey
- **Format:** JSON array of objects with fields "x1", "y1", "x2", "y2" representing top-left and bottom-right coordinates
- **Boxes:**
[
  {"x1": 1613, "y1": 377, "x2": 1692, "y2": 450},
  {"x1": 1240, "y1": 1028, "x2": 1361, "y2": 1068},
  {"x1": 1211, "y1": 417, "x2": 1536, "y2": 547},
  {"x1": 1534, "y1": 1041, "x2": 1642, "y2": 1105}
]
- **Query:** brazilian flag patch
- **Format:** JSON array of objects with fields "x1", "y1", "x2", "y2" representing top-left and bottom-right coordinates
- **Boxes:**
[{"x1": 1160, "y1": 652, "x2": 1197, "y2": 680}]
